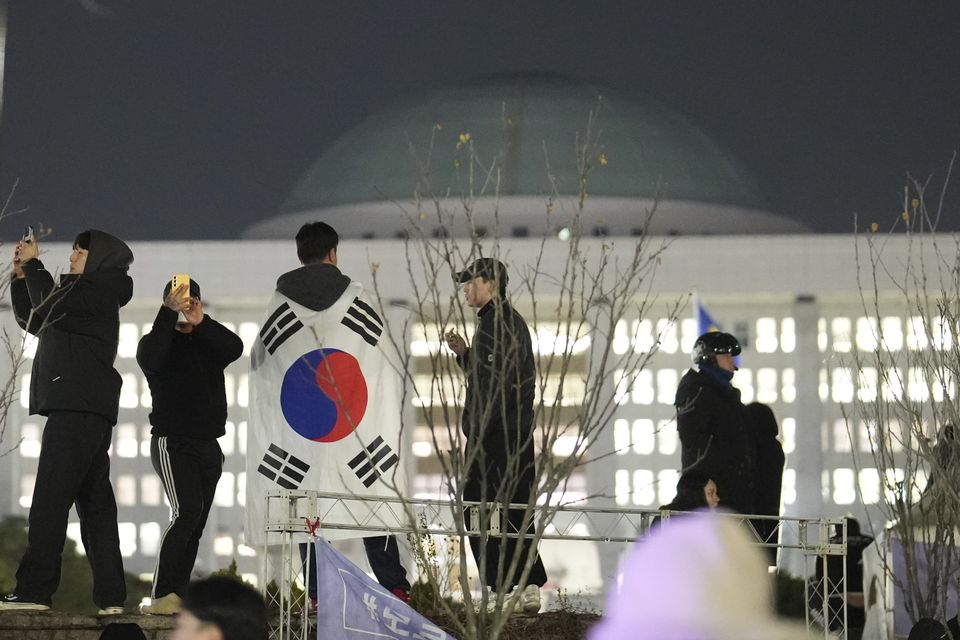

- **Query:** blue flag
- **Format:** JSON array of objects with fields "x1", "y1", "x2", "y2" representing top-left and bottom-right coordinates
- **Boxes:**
[
  {"x1": 315, "y1": 539, "x2": 456, "y2": 640},
  {"x1": 695, "y1": 297, "x2": 720, "y2": 335}
]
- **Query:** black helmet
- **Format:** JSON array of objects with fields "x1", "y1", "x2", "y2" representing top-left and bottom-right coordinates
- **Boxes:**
[{"x1": 693, "y1": 331, "x2": 741, "y2": 365}]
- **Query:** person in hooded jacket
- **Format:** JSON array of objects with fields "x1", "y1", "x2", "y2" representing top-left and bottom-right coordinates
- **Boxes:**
[
  {"x1": 745, "y1": 401, "x2": 785, "y2": 564},
  {"x1": 137, "y1": 278, "x2": 243, "y2": 615},
  {"x1": 285, "y1": 222, "x2": 411, "y2": 609},
  {"x1": 675, "y1": 332, "x2": 756, "y2": 515},
  {"x1": 1, "y1": 230, "x2": 133, "y2": 613}
]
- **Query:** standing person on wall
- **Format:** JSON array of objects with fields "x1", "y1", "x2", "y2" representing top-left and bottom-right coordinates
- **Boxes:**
[{"x1": 1, "y1": 229, "x2": 133, "y2": 614}]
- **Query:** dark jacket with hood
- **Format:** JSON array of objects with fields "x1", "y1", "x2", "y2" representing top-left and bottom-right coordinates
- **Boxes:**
[
  {"x1": 11, "y1": 230, "x2": 134, "y2": 423},
  {"x1": 136, "y1": 305, "x2": 244, "y2": 439},
  {"x1": 276, "y1": 262, "x2": 351, "y2": 313},
  {"x1": 675, "y1": 365, "x2": 755, "y2": 514}
]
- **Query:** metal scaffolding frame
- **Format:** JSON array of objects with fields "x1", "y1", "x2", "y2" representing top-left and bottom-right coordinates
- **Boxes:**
[{"x1": 259, "y1": 490, "x2": 848, "y2": 640}]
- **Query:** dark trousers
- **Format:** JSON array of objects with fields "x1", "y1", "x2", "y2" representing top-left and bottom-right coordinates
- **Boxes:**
[
  {"x1": 463, "y1": 448, "x2": 548, "y2": 593},
  {"x1": 300, "y1": 536, "x2": 410, "y2": 598},
  {"x1": 16, "y1": 411, "x2": 126, "y2": 608},
  {"x1": 150, "y1": 436, "x2": 222, "y2": 598}
]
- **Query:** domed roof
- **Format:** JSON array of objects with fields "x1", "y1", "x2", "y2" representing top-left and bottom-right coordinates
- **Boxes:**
[{"x1": 248, "y1": 74, "x2": 807, "y2": 238}]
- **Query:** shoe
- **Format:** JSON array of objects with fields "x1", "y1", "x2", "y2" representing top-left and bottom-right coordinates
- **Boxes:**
[
  {"x1": 97, "y1": 606, "x2": 124, "y2": 616},
  {"x1": 0, "y1": 594, "x2": 50, "y2": 611},
  {"x1": 518, "y1": 584, "x2": 541, "y2": 614},
  {"x1": 390, "y1": 588, "x2": 410, "y2": 604},
  {"x1": 141, "y1": 592, "x2": 182, "y2": 616}
]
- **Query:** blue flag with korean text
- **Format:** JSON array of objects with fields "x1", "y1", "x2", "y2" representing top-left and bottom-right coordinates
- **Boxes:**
[{"x1": 315, "y1": 539, "x2": 456, "y2": 640}]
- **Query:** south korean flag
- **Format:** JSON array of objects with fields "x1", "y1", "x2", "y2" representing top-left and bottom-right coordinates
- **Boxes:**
[{"x1": 245, "y1": 281, "x2": 408, "y2": 544}]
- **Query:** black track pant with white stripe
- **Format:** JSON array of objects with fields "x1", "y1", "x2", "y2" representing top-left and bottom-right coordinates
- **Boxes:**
[{"x1": 150, "y1": 435, "x2": 223, "y2": 598}]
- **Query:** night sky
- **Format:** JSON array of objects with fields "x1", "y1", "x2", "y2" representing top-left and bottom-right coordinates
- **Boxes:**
[{"x1": 1, "y1": 1, "x2": 959, "y2": 240}]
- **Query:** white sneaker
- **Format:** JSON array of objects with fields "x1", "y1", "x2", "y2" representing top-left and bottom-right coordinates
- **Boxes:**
[
  {"x1": 0, "y1": 594, "x2": 50, "y2": 611},
  {"x1": 141, "y1": 592, "x2": 182, "y2": 615},
  {"x1": 519, "y1": 584, "x2": 541, "y2": 614},
  {"x1": 97, "y1": 606, "x2": 124, "y2": 616}
]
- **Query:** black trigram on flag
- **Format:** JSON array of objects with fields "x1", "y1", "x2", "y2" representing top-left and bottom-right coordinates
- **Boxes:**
[
  {"x1": 341, "y1": 298, "x2": 383, "y2": 347},
  {"x1": 347, "y1": 436, "x2": 399, "y2": 488},
  {"x1": 260, "y1": 302, "x2": 304, "y2": 355},
  {"x1": 257, "y1": 443, "x2": 310, "y2": 490}
]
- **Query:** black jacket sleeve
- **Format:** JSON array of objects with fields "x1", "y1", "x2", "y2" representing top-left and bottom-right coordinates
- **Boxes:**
[
  {"x1": 10, "y1": 277, "x2": 38, "y2": 333},
  {"x1": 18, "y1": 259, "x2": 120, "y2": 337},
  {"x1": 136, "y1": 306, "x2": 180, "y2": 374},
  {"x1": 191, "y1": 315, "x2": 244, "y2": 367},
  {"x1": 676, "y1": 382, "x2": 715, "y2": 471}
]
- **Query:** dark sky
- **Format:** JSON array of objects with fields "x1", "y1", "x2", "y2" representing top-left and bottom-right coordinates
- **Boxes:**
[{"x1": 2, "y1": 1, "x2": 959, "y2": 240}]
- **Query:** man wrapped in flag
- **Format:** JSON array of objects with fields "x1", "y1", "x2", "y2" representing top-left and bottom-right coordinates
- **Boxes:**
[{"x1": 245, "y1": 222, "x2": 411, "y2": 606}]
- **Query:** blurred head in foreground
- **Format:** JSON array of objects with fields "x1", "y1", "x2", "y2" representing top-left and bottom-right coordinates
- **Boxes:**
[
  {"x1": 171, "y1": 576, "x2": 268, "y2": 640},
  {"x1": 590, "y1": 513, "x2": 815, "y2": 640}
]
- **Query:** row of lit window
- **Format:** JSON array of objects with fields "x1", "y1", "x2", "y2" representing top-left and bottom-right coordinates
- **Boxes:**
[
  {"x1": 19, "y1": 422, "x2": 248, "y2": 459},
  {"x1": 827, "y1": 468, "x2": 924, "y2": 505},
  {"x1": 825, "y1": 419, "x2": 937, "y2": 455},
  {"x1": 818, "y1": 316, "x2": 956, "y2": 353},
  {"x1": 410, "y1": 323, "x2": 593, "y2": 357},
  {"x1": 20, "y1": 471, "x2": 247, "y2": 510},
  {"x1": 410, "y1": 373, "x2": 587, "y2": 408},
  {"x1": 613, "y1": 418, "x2": 797, "y2": 457},
  {"x1": 613, "y1": 468, "x2": 798, "y2": 508},
  {"x1": 613, "y1": 368, "x2": 796, "y2": 406},
  {"x1": 820, "y1": 367, "x2": 955, "y2": 403},
  {"x1": 612, "y1": 317, "x2": 796, "y2": 356}
]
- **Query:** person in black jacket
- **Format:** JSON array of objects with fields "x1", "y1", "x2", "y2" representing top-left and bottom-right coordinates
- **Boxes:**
[
  {"x1": 675, "y1": 331, "x2": 756, "y2": 515},
  {"x1": 1, "y1": 230, "x2": 132, "y2": 613},
  {"x1": 137, "y1": 278, "x2": 243, "y2": 615},
  {"x1": 745, "y1": 401, "x2": 785, "y2": 563},
  {"x1": 445, "y1": 257, "x2": 547, "y2": 614}
]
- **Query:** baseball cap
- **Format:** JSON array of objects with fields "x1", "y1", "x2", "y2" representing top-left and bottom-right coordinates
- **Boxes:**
[{"x1": 455, "y1": 258, "x2": 508, "y2": 285}]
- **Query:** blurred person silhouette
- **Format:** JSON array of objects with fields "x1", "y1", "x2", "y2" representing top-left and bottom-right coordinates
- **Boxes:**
[
  {"x1": 745, "y1": 401, "x2": 785, "y2": 565},
  {"x1": 170, "y1": 576, "x2": 268, "y2": 640},
  {"x1": 100, "y1": 623, "x2": 147, "y2": 640},
  {"x1": 590, "y1": 512, "x2": 817, "y2": 640}
]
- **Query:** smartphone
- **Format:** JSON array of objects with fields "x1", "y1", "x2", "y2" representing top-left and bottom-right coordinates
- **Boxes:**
[
  {"x1": 22, "y1": 225, "x2": 35, "y2": 244},
  {"x1": 170, "y1": 274, "x2": 191, "y2": 301}
]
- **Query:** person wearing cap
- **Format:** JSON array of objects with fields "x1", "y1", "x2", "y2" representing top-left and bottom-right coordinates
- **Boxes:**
[
  {"x1": 674, "y1": 331, "x2": 756, "y2": 515},
  {"x1": 136, "y1": 278, "x2": 243, "y2": 615},
  {"x1": 2, "y1": 230, "x2": 133, "y2": 614},
  {"x1": 445, "y1": 257, "x2": 548, "y2": 613}
]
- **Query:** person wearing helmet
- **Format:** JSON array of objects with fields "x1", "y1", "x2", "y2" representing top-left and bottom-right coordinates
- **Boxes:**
[{"x1": 673, "y1": 331, "x2": 756, "y2": 514}]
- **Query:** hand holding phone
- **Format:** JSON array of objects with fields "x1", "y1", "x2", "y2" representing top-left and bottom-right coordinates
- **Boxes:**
[{"x1": 171, "y1": 274, "x2": 191, "y2": 301}]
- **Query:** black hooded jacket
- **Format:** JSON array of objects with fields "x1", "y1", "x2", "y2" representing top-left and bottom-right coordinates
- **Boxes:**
[
  {"x1": 275, "y1": 263, "x2": 350, "y2": 311},
  {"x1": 11, "y1": 230, "x2": 134, "y2": 423},
  {"x1": 674, "y1": 366, "x2": 755, "y2": 514}
]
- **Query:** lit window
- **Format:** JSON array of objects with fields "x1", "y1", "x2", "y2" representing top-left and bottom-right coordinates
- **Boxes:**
[
  {"x1": 237, "y1": 374, "x2": 249, "y2": 408},
  {"x1": 831, "y1": 318, "x2": 852, "y2": 352},
  {"x1": 237, "y1": 472, "x2": 246, "y2": 507},
  {"x1": 115, "y1": 424, "x2": 139, "y2": 458},
  {"x1": 238, "y1": 421, "x2": 247, "y2": 455},
  {"x1": 140, "y1": 522, "x2": 161, "y2": 556},
  {"x1": 656, "y1": 420, "x2": 677, "y2": 455},
  {"x1": 856, "y1": 317, "x2": 878, "y2": 352},
  {"x1": 239, "y1": 322, "x2": 260, "y2": 356},
  {"x1": 21, "y1": 331, "x2": 38, "y2": 360},
  {"x1": 614, "y1": 469, "x2": 631, "y2": 506},
  {"x1": 224, "y1": 374, "x2": 235, "y2": 408},
  {"x1": 858, "y1": 468, "x2": 880, "y2": 504},
  {"x1": 857, "y1": 368, "x2": 878, "y2": 402},
  {"x1": 781, "y1": 418, "x2": 795, "y2": 454},
  {"x1": 907, "y1": 316, "x2": 928, "y2": 350},
  {"x1": 118, "y1": 323, "x2": 139, "y2": 358},
  {"x1": 632, "y1": 419, "x2": 655, "y2": 455},
  {"x1": 19, "y1": 474, "x2": 35, "y2": 509},
  {"x1": 118, "y1": 522, "x2": 137, "y2": 557},
  {"x1": 737, "y1": 369, "x2": 754, "y2": 404},
  {"x1": 780, "y1": 318, "x2": 796, "y2": 353},
  {"x1": 833, "y1": 468, "x2": 856, "y2": 505},
  {"x1": 242, "y1": 574, "x2": 259, "y2": 587},
  {"x1": 858, "y1": 422, "x2": 875, "y2": 453},
  {"x1": 238, "y1": 543, "x2": 257, "y2": 558},
  {"x1": 614, "y1": 419, "x2": 630, "y2": 455},
  {"x1": 933, "y1": 369, "x2": 954, "y2": 402},
  {"x1": 932, "y1": 316, "x2": 954, "y2": 350},
  {"x1": 67, "y1": 523, "x2": 85, "y2": 555},
  {"x1": 781, "y1": 368, "x2": 796, "y2": 403},
  {"x1": 20, "y1": 374, "x2": 31, "y2": 408},
  {"x1": 612, "y1": 320, "x2": 629, "y2": 356},
  {"x1": 540, "y1": 374, "x2": 586, "y2": 407},
  {"x1": 214, "y1": 472, "x2": 235, "y2": 507},
  {"x1": 630, "y1": 370, "x2": 654, "y2": 405},
  {"x1": 881, "y1": 317, "x2": 903, "y2": 351},
  {"x1": 613, "y1": 370, "x2": 629, "y2": 405},
  {"x1": 680, "y1": 318, "x2": 698, "y2": 353},
  {"x1": 120, "y1": 373, "x2": 139, "y2": 408},
  {"x1": 831, "y1": 368, "x2": 854, "y2": 403},
  {"x1": 912, "y1": 469, "x2": 928, "y2": 502},
  {"x1": 141, "y1": 425, "x2": 152, "y2": 457},
  {"x1": 20, "y1": 423, "x2": 41, "y2": 458},
  {"x1": 656, "y1": 320, "x2": 678, "y2": 354},
  {"x1": 886, "y1": 420, "x2": 905, "y2": 453},
  {"x1": 907, "y1": 367, "x2": 929, "y2": 402},
  {"x1": 633, "y1": 470, "x2": 655, "y2": 506},
  {"x1": 411, "y1": 323, "x2": 444, "y2": 357},
  {"x1": 882, "y1": 368, "x2": 904, "y2": 401},
  {"x1": 819, "y1": 369, "x2": 829, "y2": 402},
  {"x1": 781, "y1": 469, "x2": 796, "y2": 505},
  {"x1": 658, "y1": 469, "x2": 679, "y2": 505},
  {"x1": 756, "y1": 368, "x2": 778, "y2": 403},
  {"x1": 214, "y1": 535, "x2": 234, "y2": 556},
  {"x1": 412, "y1": 441, "x2": 433, "y2": 457},
  {"x1": 140, "y1": 377, "x2": 152, "y2": 409},
  {"x1": 219, "y1": 422, "x2": 236, "y2": 456},
  {"x1": 141, "y1": 475, "x2": 162, "y2": 506},
  {"x1": 116, "y1": 474, "x2": 136, "y2": 506},
  {"x1": 632, "y1": 319, "x2": 655, "y2": 354},
  {"x1": 883, "y1": 468, "x2": 905, "y2": 504},
  {"x1": 656, "y1": 369, "x2": 677, "y2": 405},
  {"x1": 552, "y1": 435, "x2": 584, "y2": 457},
  {"x1": 817, "y1": 318, "x2": 828, "y2": 353},
  {"x1": 534, "y1": 323, "x2": 591, "y2": 356},
  {"x1": 755, "y1": 318, "x2": 778, "y2": 353},
  {"x1": 832, "y1": 420, "x2": 851, "y2": 453}
]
